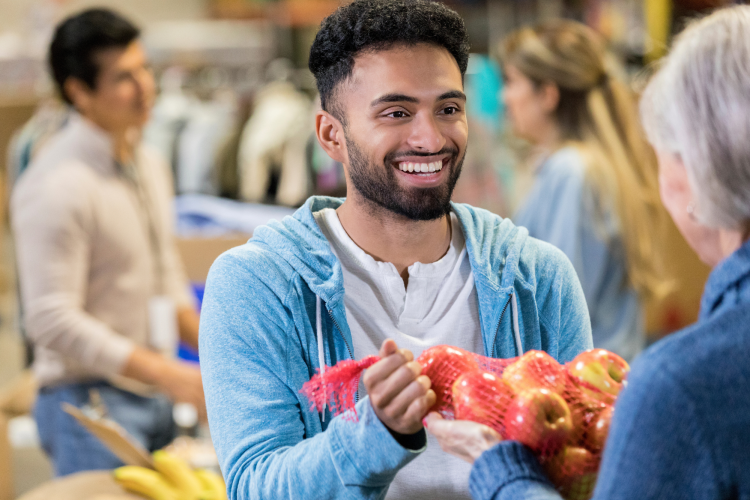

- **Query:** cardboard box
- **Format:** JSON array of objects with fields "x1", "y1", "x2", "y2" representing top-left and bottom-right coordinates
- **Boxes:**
[
  {"x1": 175, "y1": 235, "x2": 251, "y2": 284},
  {"x1": 0, "y1": 371, "x2": 37, "y2": 500},
  {"x1": 16, "y1": 471, "x2": 139, "y2": 500}
]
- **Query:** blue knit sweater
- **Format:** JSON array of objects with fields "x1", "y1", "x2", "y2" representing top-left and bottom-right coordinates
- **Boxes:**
[{"x1": 470, "y1": 237, "x2": 750, "y2": 500}]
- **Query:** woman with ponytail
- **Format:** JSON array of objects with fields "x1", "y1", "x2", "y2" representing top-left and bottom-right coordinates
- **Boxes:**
[{"x1": 501, "y1": 20, "x2": 666, "y2": 361}]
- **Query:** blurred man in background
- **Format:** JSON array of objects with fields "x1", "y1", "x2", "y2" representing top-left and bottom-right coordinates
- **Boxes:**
[{"x1": 10, "y1": 8, "x2": 205, "y2": 476}]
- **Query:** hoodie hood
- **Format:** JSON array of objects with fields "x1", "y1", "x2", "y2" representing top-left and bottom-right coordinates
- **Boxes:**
[
  {"x1": 251, "y1": 197, "x2": 346, "y2": 305},
  {"x1": 252, "y1": 197, "x2": 529, "y2": 296},
  {"x1": 250, "y1": 196, "x2": 531, "y2": 356}
]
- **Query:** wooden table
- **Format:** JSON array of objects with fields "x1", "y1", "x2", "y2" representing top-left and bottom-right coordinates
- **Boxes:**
[{"x1": 17, "y1": 471, "x2": 141, "y2": 500}]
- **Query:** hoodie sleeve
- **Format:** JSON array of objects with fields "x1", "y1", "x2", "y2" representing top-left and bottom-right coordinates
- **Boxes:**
[
  {"x1": 533, "y1": 241, "x2": 593, "y2": 363},
  {"x1": 199, "y1": 249, "x2": 423, "y2": 500}
]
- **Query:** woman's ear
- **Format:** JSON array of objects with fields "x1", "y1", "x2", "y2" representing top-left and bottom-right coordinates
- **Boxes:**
[
  {"x1": 315, "y1": 111, "x2": 347, "y2": 164},
  {"x1": 539, "y1": 81, "x2": 560, "y2": 114}
]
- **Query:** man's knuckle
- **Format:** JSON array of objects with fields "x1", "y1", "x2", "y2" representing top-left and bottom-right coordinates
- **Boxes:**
[{"x1": 399, "y1": 365, "x2": 417, "y2": 381}]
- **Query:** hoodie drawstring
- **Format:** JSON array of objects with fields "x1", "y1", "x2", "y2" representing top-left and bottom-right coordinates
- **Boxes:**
[
  {"x1": 316, "y1": 295, "x2": 326, "y2": 421},
  {"x1": 510, "y1": 290, "x2": 523, "y2": 356}
]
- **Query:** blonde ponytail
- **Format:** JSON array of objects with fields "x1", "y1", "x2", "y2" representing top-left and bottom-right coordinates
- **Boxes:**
[{"x1": 584, "y1": 80, "x2": 668, "y2": 298}]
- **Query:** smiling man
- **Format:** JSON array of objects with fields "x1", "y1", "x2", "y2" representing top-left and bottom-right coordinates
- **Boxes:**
[{"x1": 199, "y1": 1, "x2": 592, "y2": 499}]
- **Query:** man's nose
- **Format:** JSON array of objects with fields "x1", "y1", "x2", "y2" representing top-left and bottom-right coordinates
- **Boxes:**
[{"x1": 407, "y1": 113, "x2": 446, "y2": 152}]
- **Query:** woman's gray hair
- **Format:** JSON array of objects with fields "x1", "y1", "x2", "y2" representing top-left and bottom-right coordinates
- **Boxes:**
[{"x1": 640, "y1": 6, "x2": 750, "y2": 229}]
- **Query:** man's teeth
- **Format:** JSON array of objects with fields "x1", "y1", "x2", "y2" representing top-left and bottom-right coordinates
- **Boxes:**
[{"x1": 398, "y1": 160, "x2": 443, "y2": 173}]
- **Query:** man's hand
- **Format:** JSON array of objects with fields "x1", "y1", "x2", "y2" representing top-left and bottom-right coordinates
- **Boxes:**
[
  {"x1": 156, "y1": 360, "x2": 207, "y2": 422},
  {"x1": 424, "y1": 412, "x2": 502, "y2": 463},
  {"x1": 122, "y1": 347, "x2": 207, "y2": 422},
  {"x1": 363, "y1": 339, "x2": 436, "y2": 435}
]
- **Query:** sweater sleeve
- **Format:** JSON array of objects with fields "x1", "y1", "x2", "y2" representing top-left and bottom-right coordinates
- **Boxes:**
[
  {"x1": 469, "y1": 442, "x2": 561, "y2": 500},
  {"x1": 199, "y1": 250, "x2": 424, "y2": 500},
  {"x1": 11, "y1": 166, "x2": 135, "y2": 377},
  {"x1": 589, "y1": 352, "x2": 721, "y2": 500}
]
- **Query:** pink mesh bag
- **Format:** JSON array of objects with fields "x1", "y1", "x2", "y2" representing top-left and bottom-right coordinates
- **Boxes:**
[{"x1": 301, "y1": 346, "x2": 628, "y2": 500}]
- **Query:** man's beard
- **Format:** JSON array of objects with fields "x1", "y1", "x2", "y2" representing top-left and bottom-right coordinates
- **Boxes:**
[{"x1": 345, "y1": 135, "x2": 465, "y2": 221}]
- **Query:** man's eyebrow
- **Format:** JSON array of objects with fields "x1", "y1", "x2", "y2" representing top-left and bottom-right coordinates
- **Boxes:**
[
  {"x1": 437, "y1": 90, "x2": 467, "y2": 102},
  {"x1": 370, "y1": 93, "x2": 419, "y2": 107},
  {"x1": 369, "y1": 91, "x2": 467, "y2": 108}
]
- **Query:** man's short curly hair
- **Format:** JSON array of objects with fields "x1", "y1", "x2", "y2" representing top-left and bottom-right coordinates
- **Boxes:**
[{"x1": 309, "y1": 0, "x2": 470, "y2": 120}]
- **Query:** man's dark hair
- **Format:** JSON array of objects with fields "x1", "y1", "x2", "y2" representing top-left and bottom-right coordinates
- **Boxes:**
[
  {"x1": 49, "y1": 8, "x2": 140, "y2": 104},
  {"x1": 308, "y1": 0, "x2": 470, "y2": 120}
]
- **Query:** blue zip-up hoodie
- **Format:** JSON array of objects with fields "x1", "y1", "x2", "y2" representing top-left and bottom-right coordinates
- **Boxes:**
[{"x1": 199, "y1": 197, "x2": 592, "y2": 500}]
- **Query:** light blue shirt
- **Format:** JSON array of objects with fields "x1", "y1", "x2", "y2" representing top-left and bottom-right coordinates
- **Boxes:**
[{"x1": 513, "y1": 147, "x2": 643, "y2": 361}]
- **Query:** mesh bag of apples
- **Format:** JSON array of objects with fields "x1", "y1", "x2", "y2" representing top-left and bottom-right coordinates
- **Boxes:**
[{"x1": 301, "y1": 346, "x2": 629, "y2": 500}]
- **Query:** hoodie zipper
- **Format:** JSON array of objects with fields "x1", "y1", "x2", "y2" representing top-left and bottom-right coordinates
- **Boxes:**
[
  {"x1": 326, "y1": 308, "x2": 359, "y2": 403},
  {"x1": 490, "y1": 295, "x2": 513, "y2": 358},
  {"x1": 326, "y1": 308, "x2": 354, "y2": 360}
]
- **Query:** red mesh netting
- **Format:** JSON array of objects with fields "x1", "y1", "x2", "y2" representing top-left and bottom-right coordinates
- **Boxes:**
[{"x1": 301, "y1": 347, "x2": 628, "y2": 500}]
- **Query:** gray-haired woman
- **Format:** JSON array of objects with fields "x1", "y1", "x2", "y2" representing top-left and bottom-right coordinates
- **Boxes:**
[{"x1": 425, "y1": 6, "x2": 750, "y2": 499}]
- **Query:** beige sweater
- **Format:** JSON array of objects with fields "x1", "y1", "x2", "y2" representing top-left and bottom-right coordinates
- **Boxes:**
[{"x1": 11, "y1": 115, "x2": 193, "y2": 388}]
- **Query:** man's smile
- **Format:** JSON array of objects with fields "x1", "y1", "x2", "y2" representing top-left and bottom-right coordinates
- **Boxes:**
[
  {"x1": 391, "y1": 154, "x2": 452, "y2": 177},
  {"x1": 396, "y1": 159, "x2": 444, "y2": 173}
]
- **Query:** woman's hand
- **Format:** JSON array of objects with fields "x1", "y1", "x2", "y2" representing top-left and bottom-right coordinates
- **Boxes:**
[{"x1": 424, "y1": 412, "x2": 502, "y2": 463}]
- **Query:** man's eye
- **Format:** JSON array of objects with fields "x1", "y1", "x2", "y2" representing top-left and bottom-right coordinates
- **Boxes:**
[
  {"x1": 387, "y1": 110, "x2": 408, "y2": 118},
  {"x1": 442, "y1": 106, "x2": 460, "y2": 115}
]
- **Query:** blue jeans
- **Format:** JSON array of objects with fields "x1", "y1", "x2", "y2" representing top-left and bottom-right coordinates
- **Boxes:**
[{"x1": 35, "y1": 381, "x2": 175, "y2": 476}]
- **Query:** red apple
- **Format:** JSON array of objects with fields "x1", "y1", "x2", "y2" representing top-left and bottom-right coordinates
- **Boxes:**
[
  {"x1": 504, "y1": 388, "x2": 573, "y2": 457},
  {"x1": 585, "y1": 405, "x2": 613, "y2": 453},
  {"x1": 568, "y1": 349, "x2": 629, "y2": 398},
  {"x1": 502, "y1": 350, "x2": 567, "y2": 395},
  {"x1": 564, "y1": 377, "x2": 608, "y2": 445},
  {"x1": 544, "y1": 446, "x2": 598, "y2": 500},
  {"x1": 452, "y1": 370, "x2": 515, "y2": 435},
  {"x1": 567, "y1": 406, "x2": 601, "y2": 447},
  {"x1": 417, "y1": 345, "x2": 478, "y2": 413}
]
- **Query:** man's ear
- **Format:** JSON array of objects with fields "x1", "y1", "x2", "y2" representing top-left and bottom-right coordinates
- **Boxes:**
[
  {"x1": 63, "y1": 77, "x2": 92, "y2": 114},
  {"x1": 316, "y1": 110, "x2": 347, "y2": 164}
]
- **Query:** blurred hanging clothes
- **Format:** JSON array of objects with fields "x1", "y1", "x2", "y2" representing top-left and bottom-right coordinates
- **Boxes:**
[
  {"x1": 175, "y1": 92, "x2": 238, "y2": 195},
  {"x1": 142, "y1": 81, "x2": 194, "y2": 181},
  {"x1": 513, "y1": 147, "x2": 643, "y2": 361},
  {"x1": 143, "y1": 69, "x2": 240, "y2": 196},
  {"x1": 237, "y1": 81, "x2": 312, "y2": 207}
]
